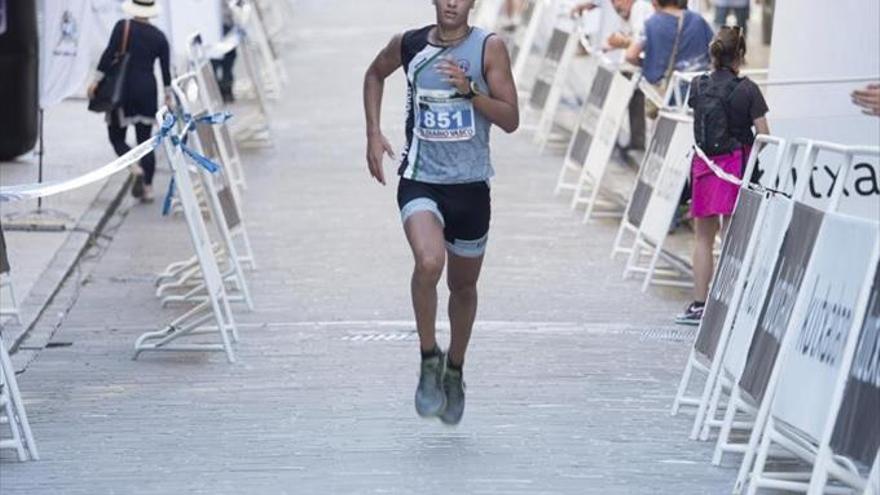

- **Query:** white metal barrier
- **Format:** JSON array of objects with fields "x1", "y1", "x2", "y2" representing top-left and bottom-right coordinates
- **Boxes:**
[
  {"x1": 670, "y1": 135, "x2": 789, "y2": 423},
  {"x1": 253, "y1": 0, "x2": 294, "y2": 46},
  {"x1": 228, "y1": 1, "x2": 276, "y2": 147},
  {"x1": 0, "y1": 275, "x2": 20, "y2": 325},
  {"x1": 730, "y1": 142, "x2": 880, "y2": 494},
  {"x1": 620, "y1": 111, "x2": 695, "y2": 292},
  {"x1": 187, "y1": 34, "x2": 250, "y2": 192},
  {"x1": 527, "y1": 18, "x2": 581, "y2": 151},
  {"x1": 510, "y1": 0, "x2": 551, "y2": 86},
  {"x1": 133, "y1": 109, "x2": 241, "y2": 364},
  {"x1": 705, "y1": 140, "x2": 816, "y2": 466},
  {"x1": 747, "y1": 215, "x2": 877, "y2": 494},
  {"x1": 0, "y1": 332, "x2": 38, "y2": 461},
  {"x1": 473, "y1": 0, "x2": 506, "y2": 31},
  {"x1": 562, "y1": 66, "x2": 639, "y2": 222},
  {"x1": 157, "y1": 74, "x2": 256, "y2": 314},
  {"x1": 691, "y1": 141, "x2": 878, "y2": 494},
  {"x1": 236, "y1": 0, "x2": 286, "y2": 99},
  {"x1": 0, "y1": 230, "x2": 19, "y2": 325}
]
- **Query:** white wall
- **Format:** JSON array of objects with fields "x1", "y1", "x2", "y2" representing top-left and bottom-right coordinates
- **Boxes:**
[{"x1": 766, "y1": 0, "x2": 880, "y2": 218}]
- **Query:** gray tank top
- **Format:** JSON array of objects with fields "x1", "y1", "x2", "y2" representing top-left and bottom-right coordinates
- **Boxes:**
[{"x1": 398, "y1": 26, "x2": 494, "y2": 184}]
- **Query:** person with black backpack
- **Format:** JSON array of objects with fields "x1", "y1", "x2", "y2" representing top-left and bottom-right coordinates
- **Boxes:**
[{"x1": 675, "y1": 26, "x2": 769, "y2": 325}]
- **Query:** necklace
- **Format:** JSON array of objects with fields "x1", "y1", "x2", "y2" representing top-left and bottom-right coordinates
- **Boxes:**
[{"x1": 434, "y1": 27, "x2": 471, "y2": 46}]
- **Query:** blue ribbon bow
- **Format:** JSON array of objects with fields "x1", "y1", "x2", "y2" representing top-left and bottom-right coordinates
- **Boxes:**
[{"x1": 160, "y1": 111, "x2": 233, "y2": 215}]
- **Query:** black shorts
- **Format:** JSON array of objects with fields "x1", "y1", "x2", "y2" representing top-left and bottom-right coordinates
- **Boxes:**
[{"x1": 397, "y1": 178, "x2": 491, "y2": 258}]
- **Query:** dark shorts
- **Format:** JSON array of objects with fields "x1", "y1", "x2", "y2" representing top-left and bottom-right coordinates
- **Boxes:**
[{"x1": 397, "y1": 178, "x2": 491, "y2": 258}]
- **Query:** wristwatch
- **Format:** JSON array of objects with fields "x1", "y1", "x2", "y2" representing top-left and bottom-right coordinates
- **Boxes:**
[{"x1": 463, "y1": 79, "x2": 482, "y2": 100}]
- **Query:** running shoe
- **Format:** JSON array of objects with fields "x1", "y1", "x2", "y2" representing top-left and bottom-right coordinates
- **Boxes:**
[
  {"x1": 131, "y1": 173, "x2": 145, "y2": 199},
  {"x1": 415, "y1": 353, "x2": 446, "y2": 417},
  {"x1": 439, "y1": 367, "x2": 465, "y2": 426},
  {"x1": 675, "y1": 302, "x2": 705, "y2": 326}
]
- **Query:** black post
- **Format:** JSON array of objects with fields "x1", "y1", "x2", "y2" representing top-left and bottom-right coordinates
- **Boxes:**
[{"x1": 36, "y1": 107, "x2": 44, "y2": 210}]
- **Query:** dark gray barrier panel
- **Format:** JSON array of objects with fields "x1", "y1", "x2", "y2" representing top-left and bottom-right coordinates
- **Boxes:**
[
  {"x1": 0, "y1": 225, "x2": 9, "y2": 274},
  {"x1": 739, "y1": 202, "x2": 824, "y2": 403},
  {"x1": 0, "y1": 0, "x2": 38, "y2": 160},
  {"x1": 626, "y1": 117, "x2": 676, "y2": 228},
  {"x1": 528, "y1": 27, "x2": 569, "y2": 111},
  {"x1": 568, "y1": 67, "x2": 613, "y2": 165},
  {"x1": 695, "y1": 189, "x2": 763, "y2": 360},
  {"x1": 831, "y1": 261, "x2": 880, "y2": 467}
]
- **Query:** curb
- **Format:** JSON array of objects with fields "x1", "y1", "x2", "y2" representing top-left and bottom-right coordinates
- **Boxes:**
[{"x1": 4, "y1": 173, "x2": 132, "y2": 353}]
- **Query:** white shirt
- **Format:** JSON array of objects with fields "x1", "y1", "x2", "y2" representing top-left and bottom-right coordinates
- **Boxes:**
[{"x1": 621, "y1": 0, "x2": 655, "y2": 41}]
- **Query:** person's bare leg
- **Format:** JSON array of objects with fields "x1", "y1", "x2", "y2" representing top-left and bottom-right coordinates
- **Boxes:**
[
  {"x1": 446, "y1": 253, "x2": 484, "y2": 368},
  {"x1": 693, "y1": 216, "x2": 720, "y2": 302},
  {"x1": 404, "y1": 212, "x2": 446, "y2": 353}
]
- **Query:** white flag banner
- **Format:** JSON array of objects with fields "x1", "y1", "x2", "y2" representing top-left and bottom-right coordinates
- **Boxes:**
[
  {"x1": 40, "y1": 0, "x2": 95, "y2": 107},
  {"x1": 88, "y1": 0, "x2": 126, "y2": 51}
]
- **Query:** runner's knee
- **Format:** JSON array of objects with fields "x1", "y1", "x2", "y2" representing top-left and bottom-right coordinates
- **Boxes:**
[
  {"x1": 448, "y1": 281, "x2": 477, "y2": 299},
  {"x1": 413, "y1": 252, "x2": 445, "y2": 281}
]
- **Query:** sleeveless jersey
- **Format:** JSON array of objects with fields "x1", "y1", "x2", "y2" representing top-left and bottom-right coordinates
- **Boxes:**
[{"x1": 398, "y1": 25, "x2": 494, "y2": 184}]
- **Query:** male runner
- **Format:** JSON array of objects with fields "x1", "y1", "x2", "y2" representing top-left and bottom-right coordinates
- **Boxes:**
[{"x1": 363, "y1": 0, "x2": 518, "y2": 425}]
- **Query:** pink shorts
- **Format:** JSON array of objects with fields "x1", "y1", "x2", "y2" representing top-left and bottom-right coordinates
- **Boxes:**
[{"x1": 690, "y1": 146, "x2": 750, "y2": 218}]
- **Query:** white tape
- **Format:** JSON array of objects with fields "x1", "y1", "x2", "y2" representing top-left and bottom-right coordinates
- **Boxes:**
[
  {"x1": 693, "y1": 144, "x2": 744, "y2": 187},
  {"x1": 208, "y1": 32, "x2": 240, "y2": 60},
  {"x1": 0, "y1": 136, "x2": 159, "y2": 203}
]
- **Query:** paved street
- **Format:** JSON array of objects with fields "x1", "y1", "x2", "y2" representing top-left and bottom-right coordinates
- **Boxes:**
[{"x1": 2, "y1": 1, "x2": 741, "y2": 493}]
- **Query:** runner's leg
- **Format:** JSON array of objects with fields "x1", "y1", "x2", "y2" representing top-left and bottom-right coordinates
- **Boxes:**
[
  {"x1": 446, "y1": 252, "x2": 483, "y2": 368},
  {"x1": 404, "y1": 211, "x2": 446, "y2": 353}
]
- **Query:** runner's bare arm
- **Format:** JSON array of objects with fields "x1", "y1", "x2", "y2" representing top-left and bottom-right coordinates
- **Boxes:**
[
  {"x1": 363, "y1": 34, "x2": 403, "y2": 185},
  {"x1": 436, "y1": 35, "x2": 519, "y2": 133},
  {"x1": 476, "y1": 36, "x2": 519, "y2": 133}
]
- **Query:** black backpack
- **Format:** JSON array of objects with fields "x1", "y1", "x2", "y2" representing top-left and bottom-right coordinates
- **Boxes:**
[{"x1": 691, "y1": 74, "x2": 743, "y2": 156}]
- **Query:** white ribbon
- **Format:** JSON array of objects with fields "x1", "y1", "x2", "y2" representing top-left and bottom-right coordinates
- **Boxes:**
[
  {"x1": 207, "y1": 32, "x2": 240, "y2": 60},
  {"x1": 693, "y1": 144, "x2": 744, "y2": 187},
  {"x1": 0, "y1": 136, "x2": 159, "y2": 203}
]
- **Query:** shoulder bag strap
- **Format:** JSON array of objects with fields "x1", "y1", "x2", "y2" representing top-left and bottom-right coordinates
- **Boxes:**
[
  {"x1": 662, "y1": 13, "x2": 686, "y2": 86},
  {"x1": 118, "y1": 20, "x2": 132, "y2": 57}
]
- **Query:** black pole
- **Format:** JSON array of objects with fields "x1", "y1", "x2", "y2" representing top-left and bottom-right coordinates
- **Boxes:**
[{"x1": 37, "y1": 107, "x2": 44, "y2": 210}]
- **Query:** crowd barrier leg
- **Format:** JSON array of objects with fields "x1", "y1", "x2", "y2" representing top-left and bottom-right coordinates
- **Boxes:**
[
  {"x1": 670, "y1": 350, "x2": 711, "y2": 415},
  {"x1": 0, "y1": 272, "x2": 21, "y2": 324},
  {"x1": 155, "y1": 254, "x2": 200, "y2": 284},
  {"x1": 712, "y1": 387, "x2": 751, "y2": 465},
  {"x1": 866, "y1": 455, "x2": 880, "y2": 495},
  {"x1": 0, "y1": 333, "x2": 38, "y2": 461},
  {"x1": 699, "y1": 375, "x2": 727, "y2": 440},
  {"x1": 689, "y1": 358, "x2": 732, "y2": 440},
  {"x1": 133, "y1": 301, "x2": 235, "y2": 362}
]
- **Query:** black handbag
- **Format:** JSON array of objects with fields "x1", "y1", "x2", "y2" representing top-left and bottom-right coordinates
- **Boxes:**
[{"x1": 88, "y1": 20, "x2": 131, "y2": 113}]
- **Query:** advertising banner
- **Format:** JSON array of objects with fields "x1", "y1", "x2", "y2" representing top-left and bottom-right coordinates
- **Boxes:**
[
  {"x1": 739, "y1": 203, "x2": 824, "y2": 403},
  {"x1": 774, "y1": 215, "x2": 878, "y2": 440},
  {"x1": 831, "y1": 260, "x2": 880, "y2": 466}
]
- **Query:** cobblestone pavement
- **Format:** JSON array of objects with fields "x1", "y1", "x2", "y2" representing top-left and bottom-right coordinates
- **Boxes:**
[{"x1": 1, "y1": 2, "x2": 741, "y2": 493}]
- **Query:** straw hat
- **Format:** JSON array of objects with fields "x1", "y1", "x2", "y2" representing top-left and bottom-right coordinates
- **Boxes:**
[{"x1": 122, "y1": 0, "x2": 161, "y2": 18}]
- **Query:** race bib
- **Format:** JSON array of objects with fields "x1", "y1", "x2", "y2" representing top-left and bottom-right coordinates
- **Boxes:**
[{"x1": 415, "y1": 89, "x2": 476, "y2": 142}]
